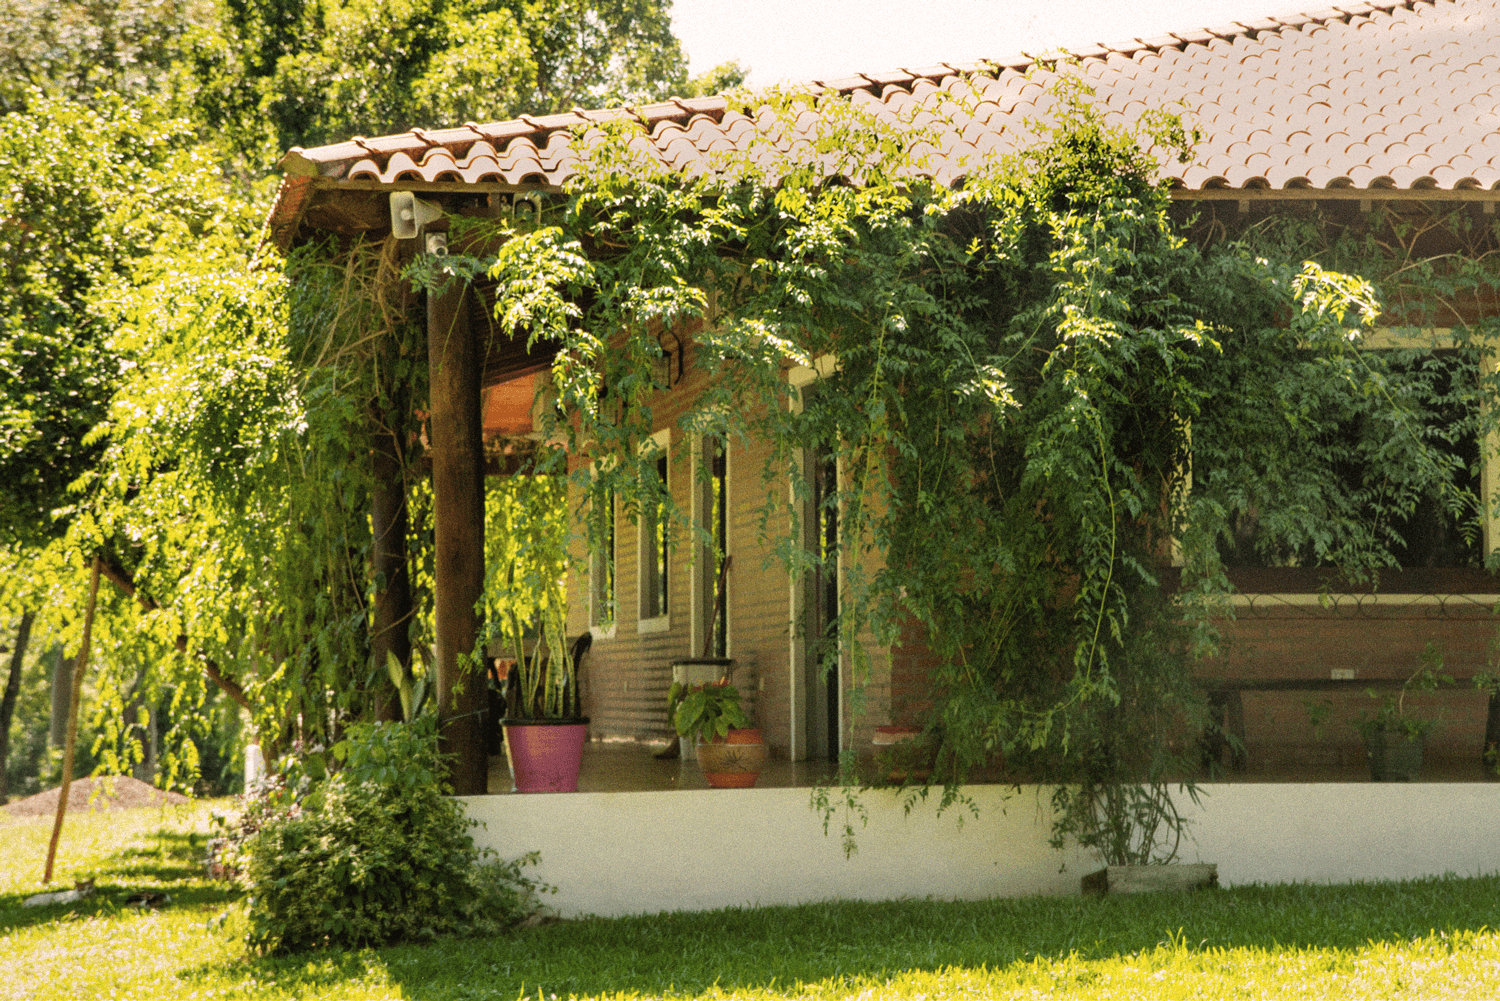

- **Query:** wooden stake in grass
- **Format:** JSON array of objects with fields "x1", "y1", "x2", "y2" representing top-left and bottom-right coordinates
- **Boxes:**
[{"x1": 43, "y1": 555, "x2": 102, "y2": 885}]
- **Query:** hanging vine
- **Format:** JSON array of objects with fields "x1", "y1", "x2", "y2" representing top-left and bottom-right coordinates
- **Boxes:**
[{"x1": 425, "y1": 77, "x2": 1496, "y2": 860}]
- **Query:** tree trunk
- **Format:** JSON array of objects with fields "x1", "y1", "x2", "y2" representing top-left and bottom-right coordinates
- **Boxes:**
[
  {"x1": 44, "y1": 557, "x2": 101, "y2": 884},
  {"x1": 96, "y1": 556, "x2": 254, "y2": 716},
  {"x1": 0, "y1": 610, "x2": 35, "y2": 804},
  {"x1": 48, "y1": 647, "x2": 71, "y2": 748},
  {"x1": 427, "y1": 263, "x2": 488, "y2": 795},
  {"x1": 370, "y1": 371, "x2": 414, "y2": 721}
]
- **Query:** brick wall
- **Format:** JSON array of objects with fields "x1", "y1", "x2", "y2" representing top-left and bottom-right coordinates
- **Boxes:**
[
  {"x1": 564, "y1": 333, "x2": 898, "y2": 759},
  {"x1": 1210, "y1": 601, "x2": 1494, "y2": 768}
]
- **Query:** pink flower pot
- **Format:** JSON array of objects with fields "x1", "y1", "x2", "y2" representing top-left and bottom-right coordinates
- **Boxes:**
[{"x1": 502, "y1": 718, "x2": 589, "y2": 793}]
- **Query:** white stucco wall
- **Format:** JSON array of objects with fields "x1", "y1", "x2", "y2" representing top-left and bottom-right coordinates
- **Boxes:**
[
  {"x1": 461, "y1": 782, "x2": 1500, "y2": 918},
  {"x1": 1173, "y1": 783, "x2": 1500, "y2": 887}
]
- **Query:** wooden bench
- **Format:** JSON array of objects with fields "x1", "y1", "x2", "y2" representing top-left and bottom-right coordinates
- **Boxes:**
[{"x1": 1197, "y1": 675, "x2": 1500, "y2": 773}]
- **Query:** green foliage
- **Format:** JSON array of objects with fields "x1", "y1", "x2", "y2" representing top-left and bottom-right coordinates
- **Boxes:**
[
  {"x1": 197, "y1": 0, "x2": 692, "y2": 159},
  {"x1": 329, "y1": 716, "x2": 445, "y2": 795},
  {"x1": 470, "y1": 77, "x2": 1498, "y2": 862},
  {"x1": 0, "y1": 0, "x2": 215, "y2": 114},
  {"x1": 0, "y1": 92, "x2": 210, "y2": 547},
  {"x1": 685, "y1": 59, "x2": 749, "y2": 98},
  {"x1": 669, "y1": 680, "x2": 750, "y2": 744},
  {"x1": 0, "y1": 0, "x2": 702, "y2": 798},
  {"x1": 472, "y1": 456, "x2": 601, "y2": 728},
  {"x1": 385, "y1": 650, "x2": 429, "y2": 723},
  {"x1": 231, "y1": 717, "x2": 543, "y2": 955},
  {"x1": 482, "y1": 474, "x2": 577, "y2": 719},
  {"x1": 1357, "y1": 643, "x2": 1451, "y2": 743}
]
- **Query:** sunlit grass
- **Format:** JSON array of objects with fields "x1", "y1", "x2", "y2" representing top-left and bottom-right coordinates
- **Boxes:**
[{"x1": 4, "y1": 803, "x2": 1499, "y2": 999}]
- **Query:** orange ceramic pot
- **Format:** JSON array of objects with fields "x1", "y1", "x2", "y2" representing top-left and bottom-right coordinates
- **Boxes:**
[
  {"x1": 872, "y1": 725, "x2": 931, "y2": 782},
  {"x1": 697, "y1": 728, "x2": 767, "y2": 788}
]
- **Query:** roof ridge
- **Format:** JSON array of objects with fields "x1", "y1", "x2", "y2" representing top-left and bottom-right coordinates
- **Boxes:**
[{"x1": 817, "y1": 0, "x2": 1425, "y2": 87}]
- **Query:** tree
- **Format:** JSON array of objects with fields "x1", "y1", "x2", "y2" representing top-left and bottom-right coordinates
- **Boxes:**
[
  {"x1": 0, "y1": 0, "x2": 214, "y2": 114},
  {"x1": 194, "y1": 0, "x2": 698, "y2": 162},
  {"x1": 0, "y1": 607, "x2": 34, "y2": 803}
]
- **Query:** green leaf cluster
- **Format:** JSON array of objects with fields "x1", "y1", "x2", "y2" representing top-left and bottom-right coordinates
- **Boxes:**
[
  {"x1": 669, "y1": 680, "x2": 750, "y2": 744},
  {"x1": 228, "y1": 716, "x2": 544, "y2": 954}
]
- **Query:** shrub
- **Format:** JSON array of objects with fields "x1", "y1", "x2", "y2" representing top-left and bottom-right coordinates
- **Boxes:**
[{"x1": 217, "y1": 717, "x2": 544, "y2": 955}]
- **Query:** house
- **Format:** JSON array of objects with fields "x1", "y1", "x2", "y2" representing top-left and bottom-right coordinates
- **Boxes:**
[{"x1": 266, "y1": 0, "x2": 1500, "y2": 912}]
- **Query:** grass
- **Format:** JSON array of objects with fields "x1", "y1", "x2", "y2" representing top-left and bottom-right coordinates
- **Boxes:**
[{"x1": 3, "y1": 803, "x2": 1500, "y2": 999}]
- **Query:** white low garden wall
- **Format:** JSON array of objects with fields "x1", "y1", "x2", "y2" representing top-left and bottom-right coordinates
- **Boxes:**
[{"x1": 461, "y1": 783, "x2": 1500, "y2": 918}]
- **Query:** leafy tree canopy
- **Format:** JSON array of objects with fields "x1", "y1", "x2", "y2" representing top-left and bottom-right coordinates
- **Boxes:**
[
  {"x1": 195, "y1": 0, "x2": 734, "y2": 165},
  {"x1": 0, "y1": 92, "x2": 258, "y2": 548},
  {"x1": 0, "y1": 0, "x2": 215, "y2": 114}
]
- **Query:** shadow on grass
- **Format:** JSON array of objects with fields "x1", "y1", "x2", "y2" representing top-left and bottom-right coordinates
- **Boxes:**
[
  {"x1": 175, "y1": 874, "x2": 1500, "y2": 1000},
  {"x1": 0, "y1": 828, "x2": 238, "y2": 934}
]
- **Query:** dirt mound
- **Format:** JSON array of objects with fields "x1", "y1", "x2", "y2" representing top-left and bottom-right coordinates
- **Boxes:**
[{"x1": 3, "y1": 776, "x2": 191, "y2": 818}]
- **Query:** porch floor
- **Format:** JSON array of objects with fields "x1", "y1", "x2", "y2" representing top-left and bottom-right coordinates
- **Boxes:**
[
  {"x1": 487, "y1": 740, "x2": 844, "y2": 794},
  {"x1": 485, "y1": 740, "x2": 1500, "y2": 794}
]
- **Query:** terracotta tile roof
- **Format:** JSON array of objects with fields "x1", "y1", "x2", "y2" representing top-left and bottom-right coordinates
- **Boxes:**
[{"x1": 268, "y1": 0, "x2": 1500, "y2": 247}]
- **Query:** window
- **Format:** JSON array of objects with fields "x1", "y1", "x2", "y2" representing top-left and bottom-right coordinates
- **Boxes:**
[
  {"x1": 1214, "y1": 330, "x2": 1497, "y2": 592},
  {"x1": 589, "y1": 485, "x2": 616, "y2": 635},
  {"x1": 694, "y1": 435, "x2": 730, "y2": 657},
  {"x1": 638, "y1": 431, "x2": 671, "y2": 630},
  {"x1": 787, "y1": 356, "x2": 841, "y2": 759}
]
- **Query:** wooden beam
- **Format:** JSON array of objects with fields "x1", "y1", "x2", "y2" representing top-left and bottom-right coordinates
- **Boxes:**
[
  {"x1": 312, "y1": 177, "x2": 566, "y2": 195},
  {"x1": 1172, "y1": 187, "x2": 1500, "y2": 205},
  {"x1": 426, "y1": 254, "x2": 489, "y2": 795}
]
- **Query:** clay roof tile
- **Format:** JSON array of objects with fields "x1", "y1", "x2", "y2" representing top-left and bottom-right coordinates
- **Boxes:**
[{"x1": 267, "y1": 0, "x2": 1500, "y2": 248}]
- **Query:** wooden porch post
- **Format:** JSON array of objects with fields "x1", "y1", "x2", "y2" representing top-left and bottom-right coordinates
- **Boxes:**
[{"x1": 427, "y1": 255, "x2": 488, "y2": 795}]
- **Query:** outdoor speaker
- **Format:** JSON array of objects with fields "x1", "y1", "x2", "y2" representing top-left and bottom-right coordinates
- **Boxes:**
[{"x1": 389, "y1": 191, "x2": 443, "y2": 239}]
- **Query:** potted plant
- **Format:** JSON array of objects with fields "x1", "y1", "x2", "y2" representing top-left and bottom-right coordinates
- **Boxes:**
[
  {"x1": 499, "y1": 609, "x2": 592, "y2": 793},
  {"x1": 1359, "y1": 646, "x2": 1449, "y2": 782},
  {"x1": 668, "y1": 679, "x2": 766, "y2": 788},
  {"x1": 871, "y1": 726, "x2": 933, "y2": 783}
]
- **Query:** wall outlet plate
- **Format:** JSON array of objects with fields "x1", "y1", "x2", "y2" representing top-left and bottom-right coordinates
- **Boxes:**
[{"x1": 1330, "y1": 668, "x2": 1356, "y2": 680}]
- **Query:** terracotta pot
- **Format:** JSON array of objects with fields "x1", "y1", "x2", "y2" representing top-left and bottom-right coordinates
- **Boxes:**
[
  {"x1": 502, "y1": 718, "x2": 589, "y2": 793},
  {"x1": 872, "y1": 725, "x2": 930, "y2": 782},
  {"x1": 697, "y1": 728, "x2": 767, "y2": 788}
]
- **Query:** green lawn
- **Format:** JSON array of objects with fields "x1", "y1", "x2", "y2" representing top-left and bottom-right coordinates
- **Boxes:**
[{"x1": 3, "y1": 803, "x2": 1498, "y2": 1000}]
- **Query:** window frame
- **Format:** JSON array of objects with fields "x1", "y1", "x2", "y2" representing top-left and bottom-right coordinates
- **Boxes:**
[
  {"x1": 787, "y1": 355, "x2": 841, "y2": 760},
  {"x1": 691, "y1": 433, "x2": 730, "y2": 658},
  {"x1": 588, "y1": 469, "x2": 617, "y2": 639},
  {"x1": 637, "y1": 428, "x2": 672, "y2": 633},
  {"x1": 1225, "y1": 326, "x2": 1500, "y2": 608}
]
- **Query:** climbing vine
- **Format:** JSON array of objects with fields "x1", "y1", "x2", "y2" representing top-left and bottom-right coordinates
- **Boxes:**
[{"x1": 469, "y1": 77, "x2": 1499, "y2": 860}]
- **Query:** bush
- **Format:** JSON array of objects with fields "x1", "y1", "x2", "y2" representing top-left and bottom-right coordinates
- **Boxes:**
[{"x1": 216, "y1": 717, "x2": 544, "y2": 955}]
